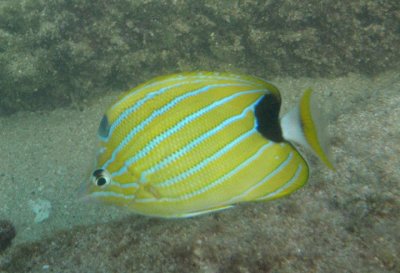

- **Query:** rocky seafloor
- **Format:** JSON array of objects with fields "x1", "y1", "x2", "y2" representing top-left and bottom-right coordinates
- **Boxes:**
[
  {"x1": 0, "y1": 70, "x2": 399, "y2": 273},
  {"x1": 0, "y1": 0, "x2": 399, "y2": 272}
]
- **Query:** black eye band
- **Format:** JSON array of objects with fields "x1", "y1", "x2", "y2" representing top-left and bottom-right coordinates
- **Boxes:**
[{"x1": 92, "y1": 169, "x2": 104, "y2": 178}]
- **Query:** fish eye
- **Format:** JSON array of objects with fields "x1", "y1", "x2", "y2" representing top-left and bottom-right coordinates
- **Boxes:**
[
  {"x1": 96, "y1": 177, "x2": 108, "y2": 186},
  {"x1": 91, "y1": 169, "x2": 111, "y2": 187}
]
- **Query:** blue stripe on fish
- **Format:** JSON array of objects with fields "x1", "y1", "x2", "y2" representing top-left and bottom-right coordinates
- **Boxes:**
[
  {"x1": 109, "y1": 88, "x2": 265, "y2": 177},
  {"x1": 157, "y1": 123, "x2": 257, "y2": 188},
  {"x1": 87, "y1": 71, "x2": 333, "y2": 218},
  {"x1": 141, "y1": 102, "x2": 260, "y2": 179}
]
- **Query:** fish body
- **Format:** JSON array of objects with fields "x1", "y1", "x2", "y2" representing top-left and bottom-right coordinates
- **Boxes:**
[{"x1": 87, "y1": 72, "x2": 333, "y2": 218}]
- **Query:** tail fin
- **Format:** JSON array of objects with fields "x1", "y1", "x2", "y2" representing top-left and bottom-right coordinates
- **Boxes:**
[{"x1": 280, "y1": 88, "x2": 334, "y2": 170}]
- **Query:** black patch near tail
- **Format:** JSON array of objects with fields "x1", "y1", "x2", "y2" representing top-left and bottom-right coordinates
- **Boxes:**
[{"x1": 254, "y1": 94, "x2": 284, "y2": 142}]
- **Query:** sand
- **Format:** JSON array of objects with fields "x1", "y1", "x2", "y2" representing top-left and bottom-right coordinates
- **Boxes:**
[{"x1": 0, "y1": 70, "x2": 399, "y2": 272}]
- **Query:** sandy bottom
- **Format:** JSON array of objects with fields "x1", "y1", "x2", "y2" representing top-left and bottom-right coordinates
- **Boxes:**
[{"x1": 0, "y1": 70, "x2": 399, "y2": 272}]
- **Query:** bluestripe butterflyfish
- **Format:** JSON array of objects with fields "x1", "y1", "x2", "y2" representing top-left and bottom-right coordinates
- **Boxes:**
[{"x1": 86, "y1": 72, "x2": 333, "y2": 218}]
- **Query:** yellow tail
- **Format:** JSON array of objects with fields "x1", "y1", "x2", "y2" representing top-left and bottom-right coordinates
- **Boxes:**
[{"x1": 281, "y1": 88, "x2": 334, "y2": 170}]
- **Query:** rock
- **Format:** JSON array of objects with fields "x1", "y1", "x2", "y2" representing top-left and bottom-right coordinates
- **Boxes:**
[{"x1": 0, "y1": 220, "x2": 16, "y2": 253}]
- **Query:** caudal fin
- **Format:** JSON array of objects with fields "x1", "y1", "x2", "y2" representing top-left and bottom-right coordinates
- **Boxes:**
[{"x1": 280, "y1": 88, "x2": 334, "y2": 170}]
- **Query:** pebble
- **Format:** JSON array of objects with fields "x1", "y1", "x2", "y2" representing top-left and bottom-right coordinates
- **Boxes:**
[{"x1": 28, "y1": 199, "x2": 52, "y2": 223}]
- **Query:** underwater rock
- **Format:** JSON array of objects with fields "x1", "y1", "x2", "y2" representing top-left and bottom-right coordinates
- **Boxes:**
[
  {"x1": 0, "y1": 0, "x2": 399, "y2": 114},
  {"x1": 0, "y1": 220, "x2": 16, "y2": 253}
]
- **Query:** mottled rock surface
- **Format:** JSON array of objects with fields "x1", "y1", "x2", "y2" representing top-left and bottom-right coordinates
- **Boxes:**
[
  {"x1": 0, "y1": 0, "x2": 399, "y2": 114},
  {"x1": 0, "y1": 70, "x2": 398, "y2": 273}
]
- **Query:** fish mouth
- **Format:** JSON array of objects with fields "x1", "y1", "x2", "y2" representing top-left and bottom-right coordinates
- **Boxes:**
[{"x1": 76, "y1": 177, "x2": 92, "y2": 203}]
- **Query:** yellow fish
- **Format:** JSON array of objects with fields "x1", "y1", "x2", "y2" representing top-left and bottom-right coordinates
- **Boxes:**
[{"x1": 87, "y1": 72, "x2": 333, "y2": 218}]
